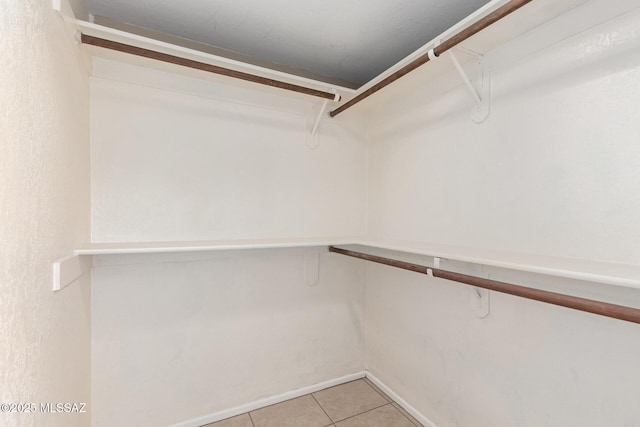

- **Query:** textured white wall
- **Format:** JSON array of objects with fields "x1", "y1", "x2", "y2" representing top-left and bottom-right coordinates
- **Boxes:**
[
  {"x1": 364, "y1": 3, "x2": 640, "y2": 427},
  {"x1": 0, "y1": 1, "x2": 91, "y2": 427},
  {"x1": 90, "y1": 58, "x2": 368, "y2": 243},
  {"x1": 91, "y1": 249, "x2": 365, "y2": 427}
]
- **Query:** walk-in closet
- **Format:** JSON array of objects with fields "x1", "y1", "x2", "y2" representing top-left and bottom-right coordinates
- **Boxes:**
[{"x1": 2, "y1": 0, "x2": 640, "y2": 426}]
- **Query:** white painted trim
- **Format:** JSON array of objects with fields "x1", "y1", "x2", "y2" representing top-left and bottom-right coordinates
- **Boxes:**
[
  {"x1": 167, "y1": 371, "x2": 437, "y2": 427},
  {"x1": 51, "y1": 0, "x2": 74, "y2": 19},
  {"x1": 168, "y1": 372, "x2": 366, "y2": 427},
  {"x1": 365, "y1": 372, "x2": 439, "y2": 427}
]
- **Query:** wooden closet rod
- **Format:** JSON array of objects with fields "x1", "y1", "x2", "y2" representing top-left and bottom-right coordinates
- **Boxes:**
[
  {"x1": 328, "y1": 246, "x2": 640, "y2": 325},
  {"x1": 329, "y1": 0, "x2": 533, "y2": 117},
  {"x1": 80, "y1": 34, "x2": 341, "y2": 102}
]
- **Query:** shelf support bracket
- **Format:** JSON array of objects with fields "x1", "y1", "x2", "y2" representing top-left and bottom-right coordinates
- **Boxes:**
[
  {"x1": 53, "y1": 255, "x2": 91, "y2": 291},
  {"x1": 473, "y1": 287, "x2": 491, "y2": 318},
  {"x1": 447, "y1": 48, "x2": 490, "y2": 123},
  {"x1": 304, "y1": 251, "x2": 320, "y2": 286}
]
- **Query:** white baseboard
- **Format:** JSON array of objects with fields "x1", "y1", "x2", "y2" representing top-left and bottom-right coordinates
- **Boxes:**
[
  {"x1": 365, "y1": 372, "x2": 438, "y2": 427},
  {"x1": 168, "y1": 371, "x2": 366, "y2": 427},
  {"x1": 169, "y1": 370, "x2": 438, "y2": 427}
]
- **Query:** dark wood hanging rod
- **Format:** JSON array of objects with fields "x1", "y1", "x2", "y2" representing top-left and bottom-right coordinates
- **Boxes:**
[
  {"x1": 329, "y1": 0, "x2": 533, "y2": 117},
  {"x1": 80, "y1": 34, "x2": 341, "y2": 102},
  {"x1": 329, "y1": 246, "x2": 640, "y2": 325}
]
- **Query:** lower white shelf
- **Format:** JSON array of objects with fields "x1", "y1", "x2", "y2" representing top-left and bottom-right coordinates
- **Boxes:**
[
  {"x1": 66, "y1": 237, "x2": 640, "y2": 290},
  {"x1": 350, "y1": 239, "x2": 640, "y2": 290}
]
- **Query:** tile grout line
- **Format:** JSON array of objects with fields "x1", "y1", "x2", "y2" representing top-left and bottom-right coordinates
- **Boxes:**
[
  {"x1": 207, "y1": 378, "x2": 420, "y2": 427},
  {"x1": 363, "y1": 377, "x2": 422, "y2": 426},
  {"x1": 391, "y1": 402, "x2": 424, "y2": 427},
  {"x1": 313, "y1": 379, "x2": 393, "y2": 425},
  {"x1": 366, "y1": 379, "x2": 423, "y2": 427},
  {"x1": 331, "y1": 402, "x2": 392, "y2": 425},
  {"x1": 219, "y1": 380, "x2": 365, "y2": 427},
  {"x1": 313, "y1": 378, "x2": 386, "y2": 424},
  {"x1": 310, "y1": 391, "x2": 335, "y2": 425},
  {"x1": 363, "y1": 377, "x2": 391, "y2": 403},
  {"x1": 247, "y1": 410, "x2": 256, "y2": 427}
]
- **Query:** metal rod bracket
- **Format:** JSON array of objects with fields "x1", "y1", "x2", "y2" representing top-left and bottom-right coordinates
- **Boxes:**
[
  {"x1": 447, "y1": 49, "x2": 490, "y2": 123},
  {"x1": 473, "y1": 266, "x2": 491, "y2": 318},
  {"x1": 311, "y1": 99, "x2": 330, "y2": 136},
  {"x1": 307, "y1": 89, "x2": 338, "y2": 149},
  {"x1": 473, "y1": 287, "x2": 491, "y2": 318}
]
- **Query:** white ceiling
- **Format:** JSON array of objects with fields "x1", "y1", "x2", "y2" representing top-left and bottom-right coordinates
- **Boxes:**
[{"x1": 87, "y1": 0, "x2": 491, "y2": 88}]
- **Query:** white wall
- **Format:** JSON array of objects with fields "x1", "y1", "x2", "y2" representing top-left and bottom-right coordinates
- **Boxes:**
[
  {"x1": 90, "y1": 58, "x2": 367, "y2": 243},
  {"x1": 88, "y1": 60, "x2": 369, "y2": 426},
  {"x1": 91, "y1": 248, "x2": 365, "y2": 427},
  {"x1": 0, "y1": 1, "x2": 91, "y2": 427},
  {"x1": 364, "y1": 3, "x2": 640, "y2": 426},
  {"x1": 368, "y1": 5, "x2": 640, "y2": 265}
]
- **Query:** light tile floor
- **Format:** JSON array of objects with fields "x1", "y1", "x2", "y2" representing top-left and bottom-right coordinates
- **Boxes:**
[{"x1": 202, "y1": 378, "x2": 423, "y2": 427}]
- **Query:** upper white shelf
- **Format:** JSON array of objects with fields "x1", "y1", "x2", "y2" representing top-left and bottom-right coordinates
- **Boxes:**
[
  {"x1": 74, "y1": 237, "x2": 640, "y2": 290},
  {"x1": 74, "y1": 237, "x2": 361, "y2": 255},
  {"x1": 74, "y1": 20, "x2": 356, "y2": 95}
]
